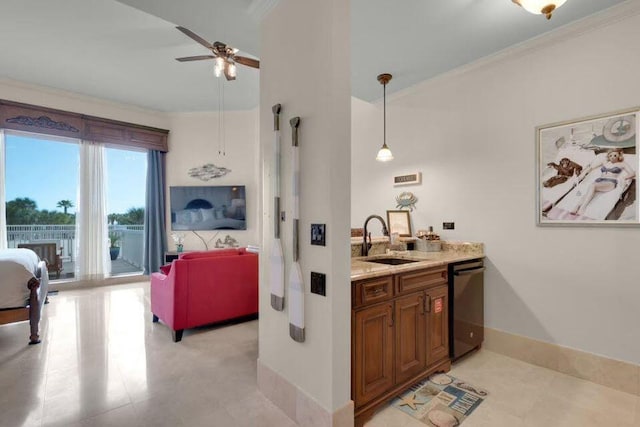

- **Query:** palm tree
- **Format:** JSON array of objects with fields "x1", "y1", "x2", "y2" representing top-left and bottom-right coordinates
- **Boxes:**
[{"x1": 56, "y1": 199, "x2": 74, "y2": 215}]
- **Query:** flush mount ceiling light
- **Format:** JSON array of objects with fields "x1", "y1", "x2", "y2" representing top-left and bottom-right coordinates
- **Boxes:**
[
  {"x1": 376, "y1": 73, "x2": 394, "y2": 162},
  {"x1": 512, "y1": 0, "x2": 567, "y2": 20}
]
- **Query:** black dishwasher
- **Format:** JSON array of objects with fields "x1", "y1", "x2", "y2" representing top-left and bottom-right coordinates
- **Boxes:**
[{"x1": 448, "y1": 259, "x2": 485, "y2": 361}]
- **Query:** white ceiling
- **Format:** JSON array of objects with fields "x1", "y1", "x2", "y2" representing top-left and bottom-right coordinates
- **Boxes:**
[{"x1": 0, "y1": 0, "x2": 628, "y2": 112}]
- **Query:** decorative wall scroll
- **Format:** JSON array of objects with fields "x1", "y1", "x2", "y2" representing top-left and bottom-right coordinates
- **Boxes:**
[
  {"x1": 188, "y1": 163, "x2": 231, "y2": 181},
  {"x1": 6, "y1": 115, "x2": 80, "y2": 133},
  {"x1": 537, "y1": 107, "x2": 638, "y2": 226}
]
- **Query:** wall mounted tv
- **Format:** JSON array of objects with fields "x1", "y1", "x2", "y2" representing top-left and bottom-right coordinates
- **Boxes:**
[{"x1": 170, "y1": 186, "x2": 246, "y2": 231}]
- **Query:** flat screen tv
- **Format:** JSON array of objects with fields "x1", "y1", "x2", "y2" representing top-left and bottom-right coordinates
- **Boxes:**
[{"x1": 170, "y1": 186, "x2": 246, "y2": 231}]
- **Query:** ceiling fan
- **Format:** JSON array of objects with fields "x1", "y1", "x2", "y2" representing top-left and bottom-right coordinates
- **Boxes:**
[{"x1": 175, "y1": 26, "x2": 260, "y2": 81}]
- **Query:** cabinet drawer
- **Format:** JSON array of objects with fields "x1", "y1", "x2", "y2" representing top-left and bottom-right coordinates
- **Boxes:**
[
  {"x1": 396, "y1": 267, "x2": 447, "y2": 295},
  {"x1": 353, "y1": 276, "x2": 393, "y2": 308}
]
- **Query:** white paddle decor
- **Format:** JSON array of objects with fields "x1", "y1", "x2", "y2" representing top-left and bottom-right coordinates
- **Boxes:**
[
  {"x1": 288, "y1": 117, "x2": 305, "y2": 343},
  {"x1": 270, "y1": 104, "x2": 285, "y2": 311}
]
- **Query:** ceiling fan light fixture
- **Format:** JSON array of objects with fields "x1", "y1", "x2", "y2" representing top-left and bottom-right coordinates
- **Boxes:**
[
  {"x1": 376, "y1": 73, "x2": 394, "y2": 163},
  {"x1": 512, "y1": 0, "x2": 567, "y2": 19},
  {"x1": 213, "y1": 57, "x2": 224, "y2": 77},
  {"x1": 228, "y1": 62, "x2": 237, "y2": 78}
]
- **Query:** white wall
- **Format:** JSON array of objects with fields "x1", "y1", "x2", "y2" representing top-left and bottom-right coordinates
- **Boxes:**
[
  {"x1": 352, "y1": 8, "x2": 640, "y2": 364},
  {"x1": 166, "y1": 110, "x2": 259, "y2": 249},
  {"x1": 260, "y1": 0, "x2": 351, "y2": 413}
]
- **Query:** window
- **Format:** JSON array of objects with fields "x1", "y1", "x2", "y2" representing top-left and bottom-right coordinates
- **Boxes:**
[{"x1": 4, "y1": 132, "x2": 148, "y2": 280}]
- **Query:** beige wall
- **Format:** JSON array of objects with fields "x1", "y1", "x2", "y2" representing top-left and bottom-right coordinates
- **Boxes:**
[
  {"x1": 259, "y1": 0, "x2": 352, "y2": 413},
  {"x1": 351, "y1": 6, "x2": 640, "y2": 364},
  {"x1": 165, "y1": 110, "x2": 260, "y2": 249}
]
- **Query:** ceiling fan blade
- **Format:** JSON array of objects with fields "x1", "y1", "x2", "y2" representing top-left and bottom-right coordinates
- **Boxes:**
[
  {"x1": 176, "y1": 26, "x2": 213, "y2": 49},
  {"x1": 175, "y1": 55, "x2": 216, "y2": 62},
  {"x1": 234, "y1": 55, "x2": 260, "y2": 69}
]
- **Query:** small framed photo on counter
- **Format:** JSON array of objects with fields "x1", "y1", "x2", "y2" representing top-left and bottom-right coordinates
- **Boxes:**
[{"x1": 386, "y1": 210, "x2": 412, "y2": 237}]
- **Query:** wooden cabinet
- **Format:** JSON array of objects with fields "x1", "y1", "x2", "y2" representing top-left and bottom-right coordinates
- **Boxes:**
[
  {"x1": 395, "y1": 293, "x2": 426, "y2": 384},
  {"x1": 352, "y1": 267, "x2": 451, "y2": 427},
  {"x1": 426, "y1": 285, "x2": 449, "y2": 366},
  {"x1": 353, "y1": 303, "x2": 394, "y2": 406}
]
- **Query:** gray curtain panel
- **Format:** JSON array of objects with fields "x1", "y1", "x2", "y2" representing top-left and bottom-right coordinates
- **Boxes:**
[{"x1": 143, "y1": 150, "x2": 167, "y2": 275}]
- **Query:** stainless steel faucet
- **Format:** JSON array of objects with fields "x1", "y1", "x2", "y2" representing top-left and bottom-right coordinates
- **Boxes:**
[{"x1": 362, "y1": 215, "x2": 389, "y2": 257}]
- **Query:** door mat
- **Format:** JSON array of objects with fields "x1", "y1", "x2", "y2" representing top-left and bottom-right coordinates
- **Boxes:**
[{"x1": 391, "y1": 373, "x2": 488, "y2": 426}]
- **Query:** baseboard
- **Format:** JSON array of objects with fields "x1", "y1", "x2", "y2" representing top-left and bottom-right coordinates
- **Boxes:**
[
  {"x1": 484, "y1": 327, "x2": 639, "y2": 396},
  {"x1": 257, "y1": 360, "x2": 354, "y2": 427}
]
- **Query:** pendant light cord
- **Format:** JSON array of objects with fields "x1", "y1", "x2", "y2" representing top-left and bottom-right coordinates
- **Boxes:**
[{"x1": 383, "y1": 81, "x2": 386, "y2": 148}]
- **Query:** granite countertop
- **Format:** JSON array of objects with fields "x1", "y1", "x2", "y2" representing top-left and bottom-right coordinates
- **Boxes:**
[{"x1": 351, "y1": 241, "x2": 484, "y2": 281}]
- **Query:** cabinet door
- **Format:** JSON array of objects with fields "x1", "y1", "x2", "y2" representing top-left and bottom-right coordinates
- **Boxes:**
[
  {"x1": 353, "y1": 303, "x2": 394, "y2": 407},
  {"x1": 426, "y1": 285, "x2": 449, "y2": 366},
  {"x1": 395, "y1": 293, "x2": 426, "y2": 385}
]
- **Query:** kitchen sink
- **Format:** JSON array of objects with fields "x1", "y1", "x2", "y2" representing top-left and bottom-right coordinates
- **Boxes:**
[{"x1": 364, "y1": 257, "x2": 420, "y2": 265}]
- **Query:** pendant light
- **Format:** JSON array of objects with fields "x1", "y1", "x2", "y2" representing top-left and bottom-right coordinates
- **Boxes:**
[
  {"x1": 512, "y1": 0, "x2": 567, "y2": 20},
  {"x1": 376, "y1": 73, "x2": 394, "y2": 162}
]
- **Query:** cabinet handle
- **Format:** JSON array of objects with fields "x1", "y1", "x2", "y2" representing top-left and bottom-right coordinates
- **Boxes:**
[
  {"x1": 425, "y1": 295, "x2": 431, "y2": 313},
  {"x1": 388, "y1": 304, "x2": 394, "y2": 327},
  {"x1": 419, "y1": 296, "x2": 425, "y2": 315}
]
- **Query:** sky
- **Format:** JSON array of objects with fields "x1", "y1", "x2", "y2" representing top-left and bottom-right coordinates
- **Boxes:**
[{"x1": 5, "y1": 134, "x2": 147, "y2": 214}]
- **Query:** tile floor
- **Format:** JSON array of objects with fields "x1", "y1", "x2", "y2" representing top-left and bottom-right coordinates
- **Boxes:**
[{"x1": 0, "y1": 281, "x2": 638, "y2": 427}]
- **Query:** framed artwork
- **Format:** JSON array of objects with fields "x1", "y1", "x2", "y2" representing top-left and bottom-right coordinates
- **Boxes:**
[
  {"x1": 387, "y1": 210, "x2": 412, "y2": 236},
  {"x1": 537, "y1": 107, "x2": 638, "y2": 226}
]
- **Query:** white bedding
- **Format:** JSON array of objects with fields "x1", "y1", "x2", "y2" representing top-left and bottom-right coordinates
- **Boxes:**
[
  {"x1": 171, "y1": 217, "x2": 246, "y2": 231},
  {"x1": 0, "y1": 248, "x2": 42, "y2": 309}
]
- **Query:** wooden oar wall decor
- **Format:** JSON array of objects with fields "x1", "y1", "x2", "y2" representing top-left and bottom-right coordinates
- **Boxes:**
[
  {"x1": 270, "y1": 104, "x2": 285, "y2": 311},
  {"x1": 288, "y1": 117, "x2": 305, "y2": 343}
]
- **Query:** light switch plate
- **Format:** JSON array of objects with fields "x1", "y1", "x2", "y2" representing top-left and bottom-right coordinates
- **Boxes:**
[
  {"x1": 311, "y1": 223, "x2": 326, "y2": 246},
  {"x1": 310, "y1": 272, "x2": 326, "y2": 296}
]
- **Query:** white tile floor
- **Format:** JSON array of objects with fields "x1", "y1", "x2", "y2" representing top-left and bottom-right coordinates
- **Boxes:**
[{"x1": 0, "y1": 281, "x2": 638, "y2": 427}]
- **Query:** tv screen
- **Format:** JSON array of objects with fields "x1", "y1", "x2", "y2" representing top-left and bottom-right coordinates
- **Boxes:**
[{"x1": 170, "y1": 186, "x2": 246, "y2": 231}]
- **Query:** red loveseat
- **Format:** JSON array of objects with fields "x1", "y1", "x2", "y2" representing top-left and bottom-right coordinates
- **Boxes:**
[{"x1": 150, "y1": 248, "x2": 258, "y2": 342}]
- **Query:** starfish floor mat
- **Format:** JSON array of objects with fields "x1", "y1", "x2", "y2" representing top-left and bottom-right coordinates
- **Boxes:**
[{"x1": 391, "y1": 373, "x2": 488, "y2": 426}]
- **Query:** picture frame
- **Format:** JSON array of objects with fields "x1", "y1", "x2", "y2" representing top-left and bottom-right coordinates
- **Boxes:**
[
  {"x1": 393, "y1": 172, "x2": 422, "y2": 186},
  {"x1": 536, "y1": 107, "x2": 638, "y2": 226},
  {"x1": 386, "y1": 210, "x2": 412, "y2": 237}
]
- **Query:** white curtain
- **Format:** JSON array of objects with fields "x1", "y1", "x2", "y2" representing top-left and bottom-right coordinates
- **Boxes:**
[
  {"x1": 0, "y1": 130, "x2": 7, "y2": 249},
  {"x1": 75, "y1": 141, "x2": 110, "y2": 279}
]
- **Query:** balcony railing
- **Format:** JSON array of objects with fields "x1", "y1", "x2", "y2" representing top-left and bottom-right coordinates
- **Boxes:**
[{"x1": 7, "y1": 224, "x2": 144, "y2": 278}]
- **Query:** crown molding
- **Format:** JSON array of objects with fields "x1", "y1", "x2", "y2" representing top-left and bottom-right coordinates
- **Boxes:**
[{"x1": 386, "y1": 0, "x2": 640, "y2": 104}]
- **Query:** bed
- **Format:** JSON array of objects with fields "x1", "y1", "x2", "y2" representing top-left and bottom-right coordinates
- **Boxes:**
[
  {"x1": 546, "y1": 153, "x2": 637, "y2": 221},
  {"x1": 0, "y1": 248, "x2": 49, "y2": 344}
]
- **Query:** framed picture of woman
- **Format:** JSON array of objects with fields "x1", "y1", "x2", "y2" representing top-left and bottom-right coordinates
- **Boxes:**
[
  {"x1": 387, "y1": 210, "x2": 412, "y2": 236},
  {"x1": 537, "y1": 107, "x2": 638, "y2": 226}
]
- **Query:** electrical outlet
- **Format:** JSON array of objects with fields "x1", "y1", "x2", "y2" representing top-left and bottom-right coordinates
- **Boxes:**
[
  {"x1": 443, "y1": 222, "x2": 455, "y2": 230},
  {"x1": 310, "y1": 272, "x2": 326, "y2": 296}
]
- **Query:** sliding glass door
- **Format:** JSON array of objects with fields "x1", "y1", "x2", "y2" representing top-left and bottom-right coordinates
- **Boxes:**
[
  {"x1": 4, "y1": 131, "x2": 148, "y2": 281},
  {"x1": 5, "y1": 132, "x2": 78, "y2": 280},
  {"x1": 105, "y1": 147, "x2": 147, "y2": 276}
]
